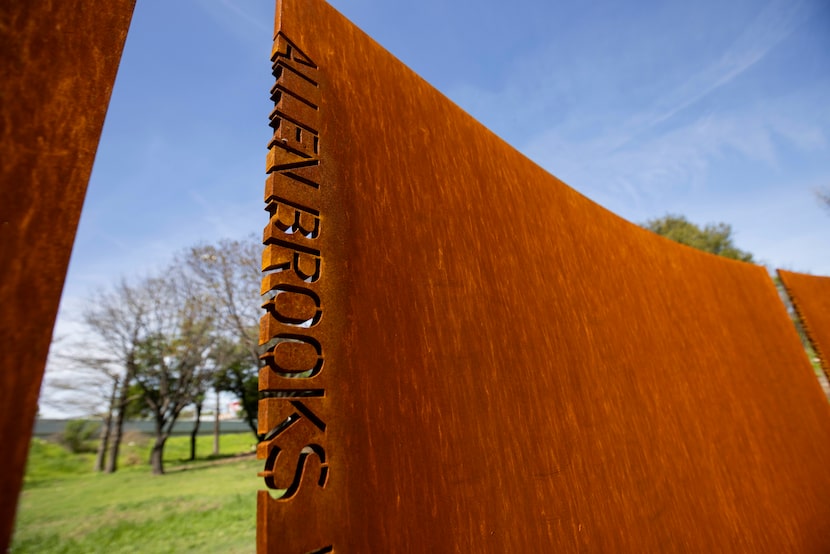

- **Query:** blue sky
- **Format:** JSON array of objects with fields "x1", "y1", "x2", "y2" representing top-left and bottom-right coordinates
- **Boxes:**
[{"x1": 54, "y1": 0, "x2": 829, "y2": 357}]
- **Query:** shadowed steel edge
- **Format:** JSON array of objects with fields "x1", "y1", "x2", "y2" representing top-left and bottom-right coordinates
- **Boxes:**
[
  {"x1": 257, "y1": 0, "x2": 830, "y2": 552},
  {"x1": 779, "y1": 270, "x2": 830, "y2": 386}
]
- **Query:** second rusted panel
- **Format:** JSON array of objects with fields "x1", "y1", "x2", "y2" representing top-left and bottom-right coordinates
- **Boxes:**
[{"x1": 779, "y1": 270, "x2": 830, "y2": 379}]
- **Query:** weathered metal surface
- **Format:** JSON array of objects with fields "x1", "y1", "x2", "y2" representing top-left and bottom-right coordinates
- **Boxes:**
[
  {"x1": 779, "y1": 270, "x2": 830, "y2": 379},
  {"x1": 0, "y1": 2, "x2": 134, "y2": 550},
  {"x1": 257, "y1": 1, "x2": 830, "y2": 552}
]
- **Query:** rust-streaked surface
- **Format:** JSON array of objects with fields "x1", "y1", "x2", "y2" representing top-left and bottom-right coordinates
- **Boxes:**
[
  {"x1": 258, "y1": 1, "x2": 830, "y2": 552},
  {"x1": 779, "y1": 270, "x2": 830, "y2": 379},
  {"x1": 0, "y1": 2, "x2": 134, "y2": 549}
]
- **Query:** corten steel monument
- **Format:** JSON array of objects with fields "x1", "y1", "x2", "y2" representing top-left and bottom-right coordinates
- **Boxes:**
[
  {"x1": 0, "y1": 2, "x2": 135, "y2": 550},
  {"x1": 2, "y1": 1, "x2": 830, "y2": 553},
  {"x1": 257, "y1": 0, "x2": 830, "y2": 552}
]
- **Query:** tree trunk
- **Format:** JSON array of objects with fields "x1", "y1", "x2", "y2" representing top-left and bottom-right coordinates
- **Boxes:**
[
  {"x1": 189, "y1": 400, "x2": 202, "y2": 461},
  {"x1": 149, "y1": 434, "x2": 168, "y2": 475},
  {"x1": 94, "y1": 417, "x2": 110, "y2": 472},
  {"x1": 244, "y1": 397, "x2": 259, "y2": 439},
  {"x1": 105, "y1": 370, "x2": 132, "y2": 473},
  {"x1": 94, "y1": 376, "x2": 118, "y2": 472},
  {"x1": 213, "y1": 388, "x2": 220, "y2": 456}
]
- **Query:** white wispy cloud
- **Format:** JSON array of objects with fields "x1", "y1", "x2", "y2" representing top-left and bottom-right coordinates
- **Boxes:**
[
  {"x1": 448, "y1": 0, "x2": 819, "y2": 176},
  {"x1": 524, "y1": 92, "x2": 829, "y2": 211},
  {"x1": 638, "y1": 0, "x2": 811, "y2": 134}
]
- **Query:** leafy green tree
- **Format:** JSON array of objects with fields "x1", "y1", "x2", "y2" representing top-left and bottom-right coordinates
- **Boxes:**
[
  {"x1": 641, "y1": 214, "x2": 754, "y2": 262},
  {"x1": 50, "y1": 235, "x2": 263, "y2": 474},
  {"x1": 123, "y1": 383, "x2": 152, "y2": 420},
  {"x1": 211, "y1": 336, "x2": 259, "y2": 438}
]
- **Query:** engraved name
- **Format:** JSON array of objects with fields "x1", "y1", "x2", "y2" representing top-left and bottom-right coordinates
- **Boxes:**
[{"x1": 257, "y1": 32, "x2": 331, "y2": 553}]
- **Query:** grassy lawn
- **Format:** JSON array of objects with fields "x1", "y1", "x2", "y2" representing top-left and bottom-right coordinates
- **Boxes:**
[{"x1": 12, "y1": 432, "x2": 264, "y2": 553}]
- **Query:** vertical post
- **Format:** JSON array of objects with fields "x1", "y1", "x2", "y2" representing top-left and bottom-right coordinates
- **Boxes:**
[{"x1": 214, "y1": 388, "x2": 221, "y2": 456}]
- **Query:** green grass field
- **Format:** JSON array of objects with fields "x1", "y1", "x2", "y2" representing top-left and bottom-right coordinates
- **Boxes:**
[{"x1": 12, "y1": 432, "x2": 265, "y2": 553}]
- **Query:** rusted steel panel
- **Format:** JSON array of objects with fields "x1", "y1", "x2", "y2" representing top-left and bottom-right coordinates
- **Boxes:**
[
  {"x1": 0, "y1": 2, "x2": 134, "y2": 550},
  {"x1": 779, "y1": 270, "x2": 830, "y2": 379},
  {"x1": 258, "y1": 0, "x2": 830, "y2": 552}
]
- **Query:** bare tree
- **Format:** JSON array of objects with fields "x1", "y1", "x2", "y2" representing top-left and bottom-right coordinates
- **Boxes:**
[
  {"x1": 90, "y1": 280, "x2": 149, "y2": 473},
  {"x1": 182, "y1": 238, "x2": 263, "y2": 438},
  {"x1": 131, "y1": 273, "x2": 215, "y2": 475},
  {"x1": 44, "y1": 236, "x2": 262, "y2": 472},
  {"x1": 46, "y1": 280, "x2": 149, "y2": 473},
  {"x1": 42, "y1": 358, "x2": 119, "y2": 472}
]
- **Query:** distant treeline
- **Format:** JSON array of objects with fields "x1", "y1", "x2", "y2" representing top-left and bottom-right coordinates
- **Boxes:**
[{"x1": 33, "y1": 419, "x2": 251, "y2": 438}]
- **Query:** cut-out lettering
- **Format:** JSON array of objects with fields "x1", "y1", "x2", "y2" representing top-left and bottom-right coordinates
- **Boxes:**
[
  {"x1": 272, "y1": 61, "x2": 320, "y2": 107},
  {"x1": 267, "y1": 336, "x2": 322, "y2": 375},
  {"x1": 271, "y1": 33, "x2": 318, "y2": 70},
  {"x1": 258, "y1": 416, "x2": 327, "y2": 494},
  {"x1": 269, "y1": 118, "x2": 319, "y2": 158},
  {"x1": 264, "y1": 174, "x2": 321, "y2": 213},
  {"x1": 262, "y1": 242, "x2": 321, "y2": 282},
  {"x1": 259, "y1": 28, "x2": 331, "y2": 550},
  {"x1": 260, "y1": 270, "x2": 321, "y2": 298},
  {"x1": 267, "y1": 199, "x2": 320, "y2": 238},
  {"x1": 258, "y1": 397, "x2": 328, "y2": 436},
  {"x1": 270, "y1": 97, "x2": 318, "y2": 134},
  {"x1": 262, "y1": 288, "x2": 321, "y2": 326},
  {"x1": 266, "y1": 144, "x2": 318, "y2": 173}
]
